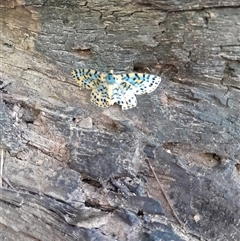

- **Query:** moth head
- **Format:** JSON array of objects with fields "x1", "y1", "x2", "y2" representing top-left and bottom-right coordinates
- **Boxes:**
[{"x1": 106, "y1": 70, "x2": 116, "y2": 84}]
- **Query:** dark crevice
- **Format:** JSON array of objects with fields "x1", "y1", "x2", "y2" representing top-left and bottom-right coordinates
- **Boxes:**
[
  {"x1": 167, "y1": 5, "x2": 240, "y2": 13},
  {"x1": 85, "y1": 200, "x2": 116, "y2": 212},
  {"x1": 204, "y1": 153, "x2": 221, "y2": 162},
  {"x1": 72, "y1": 48, "x2": 92, "y2": 58},
  {"x1": 82, "y1": 178, "x2": 102, "y2": 188},
  {"x1": 3, "y1": 42, "x2": 13, "y2": 48},
  {"x1": 137, "y1": 210, "x2": 144, "y2": 216},
  {"x1": 85, "y1": 200, "x2": 101, "y2": 208},
  {"x1": 229, "y1": 85, "x2": 240, "y2": 90},
  {"x1": 133, "y1": 1, "x2": 240, "y2": 12},
  {"x1": 133, "y1": 65, "x2": 148, "y2": 73},
  {"x1": 235, "y1": 163, "x2": 240, "y2": 172}
]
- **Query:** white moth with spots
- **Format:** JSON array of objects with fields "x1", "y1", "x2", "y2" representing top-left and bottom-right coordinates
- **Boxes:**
[{"x1": 72, "y1": 69, "x2": 161, "y2": 110}]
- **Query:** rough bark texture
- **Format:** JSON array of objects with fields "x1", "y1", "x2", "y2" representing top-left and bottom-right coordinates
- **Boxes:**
[{"x1": 1, "y1": 0, "x2": 240, "y2": 241}]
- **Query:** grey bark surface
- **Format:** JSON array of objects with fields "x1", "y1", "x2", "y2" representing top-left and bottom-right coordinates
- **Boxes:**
[{"x1": 1, "y1": 0, "x2": 240, "y2": 241}]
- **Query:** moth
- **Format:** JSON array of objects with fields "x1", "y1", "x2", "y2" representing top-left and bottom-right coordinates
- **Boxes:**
[{"x1": 71, "y1": 69, "x2": 161, "y2": 110}]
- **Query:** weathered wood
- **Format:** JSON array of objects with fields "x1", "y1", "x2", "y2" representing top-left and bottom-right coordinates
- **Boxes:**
[{"x1": 1, "y1": 0, "x2": 240, "y2": 240}]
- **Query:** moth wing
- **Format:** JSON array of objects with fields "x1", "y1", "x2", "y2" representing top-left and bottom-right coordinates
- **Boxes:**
[
  {"x1": 72, "y1": 69, "x2": 106, "y2": 89},
  {"x1": 90, "y1": 83, "x2": 116, "y2": 107},
  {"x1": 120, "y1": 90, "x2": 137, "y2": 110},
  {"x1": 120, "y1": 73, "x2": 161, "y2": 95},
  {"x1": 114, "y1": 81, "x2": 137, "y2": 110}
]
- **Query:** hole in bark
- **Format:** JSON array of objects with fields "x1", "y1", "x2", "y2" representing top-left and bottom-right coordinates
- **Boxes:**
[
  {"x1": 63, "y1": 18, "x2": 69, "y2": 24},
  {"x1": 82, "y1": 178, "x2": 102, "y2": 188},
  {"x1": 137, "y1": 210, "x2": 144, "y2": 216},
  {"x1": 85, "y1": 200, "x2": 116, "y2": 212},
  {"x1": 204, "y1": 153, "x2": 221, "y2": 162},
  {"x1": 235, "y1": 163, "x2": 240, "y2": 172},
  {"x1": 133, "y1": 65, "x2": 151, "y2": 73},
  {"x1": 21, "y1": 107, "x2": 40, "y2": 124},
  {"x1": 133, "y1": 1, "x2": 152, "y2": 7},
  {"x1": 72, "y1": 48, "x2": 92, "y2": 58},
  {"x1": 3, "y1": 42, "x2": 13, "y2": 48},
  {"x1": 85, "y1": 200, "x2": 101, "y2": 208},
  {"x1": 203, "y1": 16, "x2": 209, "y2": 25}
]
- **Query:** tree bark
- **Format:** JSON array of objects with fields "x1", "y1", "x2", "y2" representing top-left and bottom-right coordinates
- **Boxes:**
[{"x1": 1, "y1": 1, "x2": 240, "y2": 240}]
